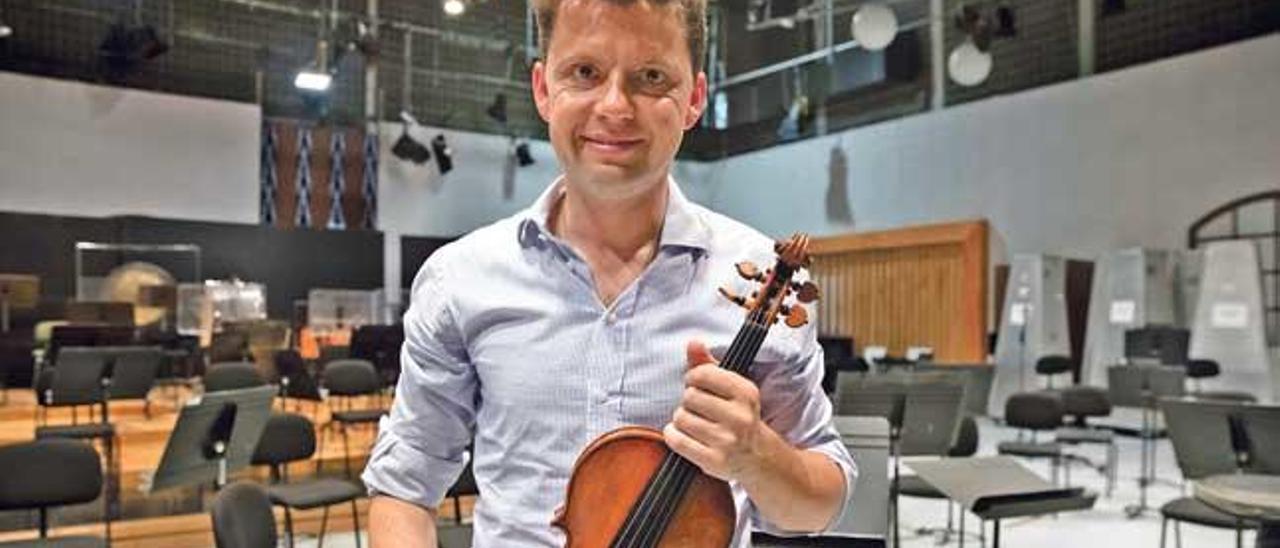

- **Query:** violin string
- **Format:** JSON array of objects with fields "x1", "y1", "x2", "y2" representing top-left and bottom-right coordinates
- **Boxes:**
[
  {"x1": 615, "y1": 265, "x2": 794, "y2": 547},
  {"x1": 626, "y1": 322, "x2": 771, "y2": 547}
]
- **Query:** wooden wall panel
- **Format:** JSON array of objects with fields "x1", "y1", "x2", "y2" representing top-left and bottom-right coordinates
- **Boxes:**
[{"x1": 810, "y1": 220, "x2": 988, "y2": 363}]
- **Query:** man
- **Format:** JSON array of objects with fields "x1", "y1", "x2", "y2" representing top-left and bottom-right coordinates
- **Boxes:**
[{"x1": 364, "y1": 1, "x2": 856, "y2": 546}]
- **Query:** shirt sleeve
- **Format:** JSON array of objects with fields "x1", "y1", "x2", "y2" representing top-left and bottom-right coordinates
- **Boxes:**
[
  {"x1": 748, "y1": 322, "x2": 858, "y2": 536},
  {"x1": 361, "y1": 256, "x2": 476, "y2": 509}
]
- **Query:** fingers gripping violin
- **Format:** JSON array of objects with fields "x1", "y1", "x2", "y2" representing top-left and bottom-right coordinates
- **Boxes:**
[{"x1": 552, "y1": 235, "x2": 820, "y2": 548}]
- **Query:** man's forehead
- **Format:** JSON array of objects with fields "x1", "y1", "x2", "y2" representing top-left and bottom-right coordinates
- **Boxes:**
[{"x1": 547, "y1": 0, "x2": 688, "y2": 61}]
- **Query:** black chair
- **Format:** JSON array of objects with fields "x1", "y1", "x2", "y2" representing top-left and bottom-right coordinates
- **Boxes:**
[
  {"x1": 896, "y1": 415, "x2": 979, "y2": 543},
  {"x1": 0, "y1": 334, "x2": 35, "y2": 397},
  {"x1": 817, "y1": 336, "x2": 863, "y2": 394},
  {"x1": 1055, "y1": 385, "x2": 1117, "y2": 495},
  {"x1": 35, "y1": 347, "x2": 110, "y2": 426},
  {"x1": 203, "y1": 361, "x2": 266, "y2": 393},
  {"x1": 1034, "y1": 354, "x2": 1072, "y2": 390},
  {"x1": 0, "y1": 439, "x2": 105, "y2": 546},
  {"x1": 208, "y1": 330, "x2": 250, "y2": 364},
  {"x1": 211, "y1": 481, "x2": 278, "y2": 548},
  {"x1": 997, "y1": 391, "x2": 1065, "y2": 484},
  {"x1": 322, "y1": 359, "x2": 388, "y2": 477},
  {"x1": 252, "y1": 412, "x2": 363, "y2": 548},
  {"x1": 102, "y1": 346, "x2": 162, "y2": 418},
  {"x1": 274, "y1": 349, "x2": 323, "y2": 412},
  {"x1": 1159, "y1": 398, "x2": 1258, "y2": 548},
  {"x1": 348, "y1": 325, "x2": 405, "y2": 389},
  {"x1": 1183, "y1": 359, "x2": 1258, "y2": 403}
]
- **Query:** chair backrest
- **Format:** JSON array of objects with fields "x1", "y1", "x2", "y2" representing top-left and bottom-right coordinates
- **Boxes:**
[
  {"x1": 1003, "y1": 391, "x2": 1063, "y2": 431},
  {"x1": 1184, "y1": 359, "x2": 1220, "y2": 380},
  {"x1": 273, "y1": 349, "x2": 323, "y2": 401},
  {"x1": 204, "y1": 362, "x2": 266, "y2": 393},
  {"x1": 1034, "y1": 355, "x2": 1072, "y2": 376},
  {"x1": 323, "y1": 359, "x2": 381, "y2": 397},
  {"x1": 47, "y1": 347, "x2": 110, "y2": 406},
  {"x1": 1160, "y1": 397, "x2": 1243, "y2": 479},
  {"x1": 211, "y1": 481, "x2": 278, "y2": 548},
  {"x1": 103, "y1": 346, "x2": 163, "y2": 400},
  {"x1": 948, "y1": 415, "x2": 980, "y2": 457},
  {"x1": 1061, "y1": 385, "x2": 1112, "y2": 419},
  {"x1": 0, "y1": 439, "x2": 102, "y2": 511},
  {"x1": 251, "y1": 412, "x2": 317, "y2": 467},
  {"x1": 208, "y1": 331, "x2": 249, "y2": 364},
  {"x1": 899, "y1": 380, "x2": 966, "y2": 457},
  {"x1": 1239, "y1": 404, "x2": 1280, "y2": 474}
]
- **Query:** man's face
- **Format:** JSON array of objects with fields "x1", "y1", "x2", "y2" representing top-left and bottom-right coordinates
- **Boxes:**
[{"x1": 532, "y1": 0, "x2": 706, "y2": 201}]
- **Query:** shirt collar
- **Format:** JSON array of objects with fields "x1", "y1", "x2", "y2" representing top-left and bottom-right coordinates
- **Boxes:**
[{"x1": 518, "y1": 176, "x2": 710, "y2": 252}]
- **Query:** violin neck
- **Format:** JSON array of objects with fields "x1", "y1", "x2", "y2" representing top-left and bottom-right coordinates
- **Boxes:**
[{"x1": 719, "y1": 319, "x2": 770, "y2": 377}]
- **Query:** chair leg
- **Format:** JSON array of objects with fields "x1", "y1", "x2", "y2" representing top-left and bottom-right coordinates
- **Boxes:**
[
  {"x1": 341, "y1": 424, "x2": 353, "y2": 478},
  {"x1": 318, "y1": 506, "x2": 330, "y2": 548},
  {"x1": 1237, "y1": 525, "x2": 1243, "y2": 548},
  {"x1": 284, "y1": 506, "x2": 296, "y2": 548},
  {"x1": 1175, "y1": 521, "x2": 1182, "y2": 548},
  {"x1": 352, "y1": 499, "x2": 363, "y2": 548},
  {"x1": 1160, "y1": 517, "x2": 1167, "y2": 548}
]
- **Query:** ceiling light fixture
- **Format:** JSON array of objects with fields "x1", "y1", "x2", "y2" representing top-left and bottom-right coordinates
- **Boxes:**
[
  {"x1": 443, "y1": 0, "x2": 466, "y2": 17},
  {"x1": 431, "y1": 134, "x2": 454, "y2": 175}
]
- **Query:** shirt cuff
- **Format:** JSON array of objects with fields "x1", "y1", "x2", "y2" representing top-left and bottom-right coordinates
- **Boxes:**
[{"x1": 361, "y1": 428, "x2": 467, "y2": 510}]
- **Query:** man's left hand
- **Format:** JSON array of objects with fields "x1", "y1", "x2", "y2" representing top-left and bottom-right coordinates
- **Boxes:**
[{"x1": 663, "y1": 340, "x2": 775, "y2": 483}]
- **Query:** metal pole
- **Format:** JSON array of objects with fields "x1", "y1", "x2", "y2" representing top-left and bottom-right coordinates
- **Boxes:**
[
  {"x1": 366, "y1": 0, "x2": 379, "y2": 125},
  {"x1": 930, "y1": 0, "x2": 945, "y2": 110},
  {"x1": 1078, "y1": 0, "x2": 1096, "y2": 77}
]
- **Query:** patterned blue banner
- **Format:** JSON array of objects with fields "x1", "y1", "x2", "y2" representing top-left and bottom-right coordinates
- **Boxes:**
[
  {"x1": 327, "y1": 131, "x2": 347, "y2": 229},
  {"x1": 362, "y1": 131, "x2": 379, "y2": 229},
  {"x1": 260, "y1": 123, "x2": 278, "y2": 224},
  {"x1": 295, "y1": 127, "x2": 313, "y2": 227}
]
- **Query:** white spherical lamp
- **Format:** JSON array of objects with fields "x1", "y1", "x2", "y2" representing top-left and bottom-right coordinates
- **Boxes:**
[
  {"x1": 947, "y1": 39, "x2": 993, "y2": 86},
  {"x1": 851, "y1": 3, "x2": 898, "y2": 51}
]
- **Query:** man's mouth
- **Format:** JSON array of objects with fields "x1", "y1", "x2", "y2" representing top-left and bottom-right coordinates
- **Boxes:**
[{"x1": 582, "y1": 135, "x2": 644, "y2": 153}]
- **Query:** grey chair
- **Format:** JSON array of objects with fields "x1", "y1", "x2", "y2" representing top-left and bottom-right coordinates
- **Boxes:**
[
  {"x1": 204, "y1": 361, "x2": 266, "y2": 393},
  {"x1": 35, "y1": 347, "x2": 110, "y2": 426},
  {"x1": 211, "y1": 481, "x2": 277, "y2": 548},
  {"x1": 1034, "y1": 354, "x2": 1073, "y2": 389},
  {"x1": 997, "y1": 391, "x2": 1065, "y2": 484},
  {"x1": 1056, "y1": 385, "x2": 1118, "y2": 495},
  {"x1": 1159, "y1": 398, "x2": 1258, "y2": 548},
  {"x1": 252, "y1": 412, "x2": 363, "y2": 548},
  {"x1": 322, "y1": 359, "x2": 388, "y2": 477},
  {"x1": 1238, "y1": 404, "x2": 1280, "y2": 474},
  {"x1": 0, "y1": 439, "x2": 106, "y2": 547},
  {"x1": 1183, "y1": 359, "x2": 1258, "y2": 403}
]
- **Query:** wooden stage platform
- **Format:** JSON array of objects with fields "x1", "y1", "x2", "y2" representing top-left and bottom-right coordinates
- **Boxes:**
[{"x1": 0, "y1": 387, "x2": 475, "y2": 546}]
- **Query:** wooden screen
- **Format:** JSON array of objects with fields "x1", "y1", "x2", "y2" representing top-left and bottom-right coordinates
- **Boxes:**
[{"x1": 810, "y1": 220, "x2": 988, "y2": 363}]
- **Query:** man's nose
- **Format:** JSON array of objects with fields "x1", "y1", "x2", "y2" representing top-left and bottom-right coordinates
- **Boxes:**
[{"x1": 594, "y1": 72, "x2": 635, "y2": 120}]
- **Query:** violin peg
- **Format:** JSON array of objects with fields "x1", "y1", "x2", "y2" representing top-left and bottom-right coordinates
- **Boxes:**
[
  {"x1": 792, "y1": 281, "x2": 820, "y2": 303},
  {"x1": 782, "y1": 304, "x2": 809, "y2": 328},
  {"x1": 735, "y1": 261, "x2": 763, "y2": 281},
  {"x1": 718, "y1": 286, "x2": 748, "y2": 308}
]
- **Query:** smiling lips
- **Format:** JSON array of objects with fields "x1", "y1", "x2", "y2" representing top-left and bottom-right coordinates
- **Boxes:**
[{"x1": 582, "y1": 135, "x2": 644, "y2": 155}]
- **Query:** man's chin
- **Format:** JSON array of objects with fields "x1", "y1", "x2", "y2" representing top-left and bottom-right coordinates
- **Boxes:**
[{"x1": 567, "y1": 165, "x2": 664, "y2": 199}]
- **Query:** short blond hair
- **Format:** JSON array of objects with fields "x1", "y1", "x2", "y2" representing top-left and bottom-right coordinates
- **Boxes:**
[{"x1": 531, "y1": 0, "x2": 708, "y2": 74}]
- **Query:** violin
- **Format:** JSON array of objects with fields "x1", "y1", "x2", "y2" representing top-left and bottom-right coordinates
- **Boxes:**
[{"x1": 552, "y1": 234, "x2": 820, "y2": 547}]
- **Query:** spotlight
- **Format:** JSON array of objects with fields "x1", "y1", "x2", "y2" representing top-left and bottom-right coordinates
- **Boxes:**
[
  {"x1": 0, "y1": 23, "x2": 11, "y2": 39},
  {"x1": 515, "y1": 140, "x2": 535, "y2": 167},
  {"x1": 99, "y1": 22, "x2": 168, "y2": 77},
  {"x1": 294, "y1": 69, "x2": 333, "y2": 92},
  {"x1": 994, "y1": 5, "x2": 1016, "y2": 38},
  {"x1": 392, "y1": 126, "x2": 431, "y2": 164},
  {"x1": 486, "y1": 93, "x2": 508, "y2": 125},
  {"x1": 776, "y1": 95, "x2": 809, "y2": 142},
  {"x1": 431, "y1": 134, "x2": 454, "y2": 175},
  {"x1": 443, "y1": 0, "x2": 466, "y2": 16}
]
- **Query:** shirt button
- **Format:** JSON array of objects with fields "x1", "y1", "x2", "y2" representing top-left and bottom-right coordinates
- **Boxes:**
[{"x1": 606, "y1": 312, "x2": 617, "y2": 325}]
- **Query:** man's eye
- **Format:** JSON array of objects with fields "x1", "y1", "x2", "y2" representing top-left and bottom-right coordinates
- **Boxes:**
[
  {"x1": 642, "y1": 69, "x2": 667, "y2": 86},
  {"x1": 573, "y1": 65, "x2": 597, "y2": 81}
]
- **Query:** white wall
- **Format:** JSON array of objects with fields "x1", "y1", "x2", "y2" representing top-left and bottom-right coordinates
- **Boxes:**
[
  {"x1": 0, "y1": 71, "x2": 260, "y2": 224},
  {"x1": 704, "y1": 34, "x2": 1280, "y2": 263},
  {"x1": 376, "y1": 121, "x2": 715, "y2": 295}
]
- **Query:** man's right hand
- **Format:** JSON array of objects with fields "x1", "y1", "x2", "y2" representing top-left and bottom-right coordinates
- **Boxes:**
[{"x1": 369, "y1": 495, "x2": 438, "y2": 548}]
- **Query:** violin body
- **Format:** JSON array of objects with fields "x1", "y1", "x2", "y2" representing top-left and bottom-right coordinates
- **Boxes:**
[{"x1": 553, "y1": 426, "x2": 735, "y2": 548}]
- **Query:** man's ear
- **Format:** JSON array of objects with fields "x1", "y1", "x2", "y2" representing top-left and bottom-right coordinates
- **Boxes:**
[
  {"x1": 683, "y1": 70, "x2": 708, "y2": 130},
  {"x1": 532, "y1": 61, "x2": 552, "y2": 123}
]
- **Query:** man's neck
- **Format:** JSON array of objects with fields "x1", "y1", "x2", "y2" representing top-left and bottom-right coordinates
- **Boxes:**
[{"x1": 551, "y1": 177, "x2": 669, "y2": 260}]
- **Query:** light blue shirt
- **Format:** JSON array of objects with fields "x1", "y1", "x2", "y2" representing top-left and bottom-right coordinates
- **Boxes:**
[{"x1": 362, "y1": 178, "x2": 857, "y2": 547}]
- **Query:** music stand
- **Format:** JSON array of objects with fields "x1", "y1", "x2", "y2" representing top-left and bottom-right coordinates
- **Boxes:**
[
  {"x1": 908, "y1": 457, "x2": 1096, "y2": 548},
  {"x1": 0, "y1": 274, "x2": 39, "y2": 333},
  {"x1": 1108, "y1": 364, "x2": 1185, "y2": 517},
  {"x1": 149, "y1": 385, "x2": 275, "y2": 492}
]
